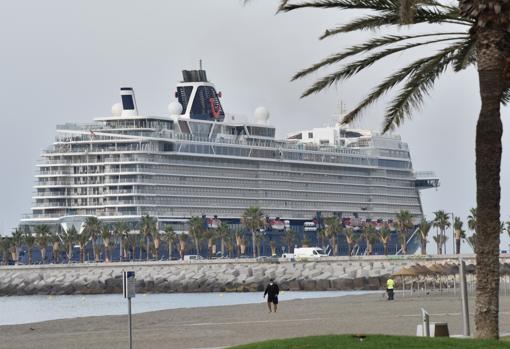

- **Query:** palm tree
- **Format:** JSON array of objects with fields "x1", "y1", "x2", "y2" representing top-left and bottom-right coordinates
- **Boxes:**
[
  {"x1": 418, "y1": 219, "x2": 432, "y2": 255},
  {"x1": 324, "y1": 216, "x2": 341, "y2": 256},
  {"x1": 153, "y1": 229, "x2": 162, "y2": 261},
  {"x1": 216, "y1": 222, "x2": 230, "y2": 257},
  {"x1": 377, "y1": 224, "x2": 391, "y2": 256},
  {"x1": 77, "y1": 229, "x2": 90, "y2": 263},
  {"x1": 188, "y1": 216, "x2": 205, "y2": 256},
  {"x1": 0, "y1": 237, "x2": 11, "y2": 265},
  {"x1": 343, "y1": 226, "x2": 357, "y2": 256},
  {"x1": 23, "y1": 231, "x2": 35, "y2": 265},
  {"x1": 241, "y1": 207, "x2": 265, "y2": 257},
  {"x1": 50, "y1": 232, "x2": 61, "y2": 264},
  {"x1": 83, "y1": 217, "x2": 101, "y2": 262},
  {"x1": 272, "y1": 0, "x2": 506, "y2": 337},
  {"x1": 113, "y1": 221, "x2": 129, "y2": 262},
  {"x1": 224, "y1": 234, "x2": 235, "y2": 258},
  {"x1": 363, "y1": 224, "x2": 377, "y2": 255},
  {"x1": 62, "y1": 226, "x2": 77, "y2": 263},
  {"x1": 396, "y1": 210, "x2": 413, "y2": 255},
  {"x1": 140, "y1": 215, "x2": 157, "y2": 261},
  {"x1": 11, "y1": 228, "x2": 23, "y2": 265},
  {"x1": 125, "y1": 232, "x2": 138, "y2": 261},
  {"x1": 178, "y1": 233, "x2": 188, "y2": 260},
  {"x1": 433, "y1": 210, "x2": 451, "y2": 254},
  {"x1": 454, "y1": 217, "x2": 466, "y2": 254},
  {"x1": 34, "y1": 224, "x2": 50, "y2": 264},
  {"x1": 101, "y1": 225, "x2": 112, "y2": 263},
  {"x1": 284, "y1": 229, "x2": 296, "y2": 253},
  {"x1": 162, "y1": 225, "x2": 177, "y2": 260},
  {"x1": 235, "y1": 229, "x2": 244, "y2": 257},
  {"x1": 203, "y1": 228, "x2": 216, "y2": 258}
]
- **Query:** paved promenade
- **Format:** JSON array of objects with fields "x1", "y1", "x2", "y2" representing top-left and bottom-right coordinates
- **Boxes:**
[{"x1": 1, "y1": 293, "x2": 509, "y2": 349}]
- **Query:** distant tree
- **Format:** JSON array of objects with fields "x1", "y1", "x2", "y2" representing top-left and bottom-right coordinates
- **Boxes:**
[
  {"x1": 83, "y1": 217, "x2": 101, "y2": 262},
  {"x1": 113, "y1": 221, "x2": 129, "y2": 262},
  {"x1": 11, "y1": 228, "x2": 23, "y2": 265},
  {"x1": 284, "y1": 229, "x2": 296, "y2": 253},
  {"x1": 324, "y1": 216, "x2": 341, "y2": 256},
  {"x1": 377, "y1": 224, "x2": 391, "y2": 256},
  {"x1": 140, "y1": 215, "x2": 157, "y2": 261},
  {"x1": 23, "y1": 231, "x2": 35, "y2": 265},
  {"x1": 433, "y1": 210, "x2": 451, "y2": 254},
  {"x1": 50, "y1": 232, "x2": 61, "y2": 264},
  {"x1": 203, "y1": 228, "x2": 216, "y2": 258},
  {"x1": 363, "y1": 224, "x2": 377, "y2": 255},
  {"x1": 344, "y1": 226, "x2": 357, "y2": 256},
  {"x1": 162, "y1": 225, "x2": 177, "y2": 260},
  {"x1": 188, "y1": 216, "x2": 205, "y2": 256},
  {"x1": 34, "y1": 225, "x2": 50, "y2": 264},
  {"x1": 0, "y1": 236, "x2": 12, "y2": 265},
  {"x1": 101, "y1": 225, "x2": 112, "y2": 263},
  {"x1": 241, "y1": 207, "x2": 265, "y2": 257},
  {"x1": 178, "y1": 233, "x2": 188, "y2": 260},
  {"x1": 418, "y1": 219, "x2": 432, "y2": 255},
  {"x1": 62, "y1": 226, "x2": 78, "y2": 263},
  {"x1": 216, "y1": 222, "x2": 230, "y2": 257},
  {"x1": 396, "y1": 210, "x2": 413, "y2": 255},
  {"x1": 454, "y1": 217, "x2": 466, "y2": 254},
  {"x1": 77, "y1": 229, "x2": 90, "y2": 264}
]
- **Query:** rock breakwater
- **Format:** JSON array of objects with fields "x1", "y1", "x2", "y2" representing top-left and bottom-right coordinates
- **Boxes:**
[{"x1": 0, "y1": 256, "x2": 473, "y2": 296}]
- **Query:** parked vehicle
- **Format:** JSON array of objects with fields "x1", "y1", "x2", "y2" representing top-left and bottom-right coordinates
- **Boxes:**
[
  {"x1": 183, "y1": 255, "x2": 204, "y2": 261},
  {"x1": 281, "y1": 253, "x2": 295, "y2": 261},
  {"x1": 294, "y1": 247, "x2": 328, "y2": 260}
]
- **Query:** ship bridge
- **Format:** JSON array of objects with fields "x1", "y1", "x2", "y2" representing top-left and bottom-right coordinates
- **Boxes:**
[{"x1": 414, "y1": 171, "x2": 440, "y2": 189}]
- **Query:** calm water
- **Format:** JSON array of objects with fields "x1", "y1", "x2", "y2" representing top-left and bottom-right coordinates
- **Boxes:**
[{"x1": 0, "y1": 291, "x2": 375, "y2": 325}]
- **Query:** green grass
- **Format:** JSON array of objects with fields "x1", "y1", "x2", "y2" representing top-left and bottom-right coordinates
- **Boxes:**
[{"x1": 228, "y1": 335, "x2": 510, "y2": 349}]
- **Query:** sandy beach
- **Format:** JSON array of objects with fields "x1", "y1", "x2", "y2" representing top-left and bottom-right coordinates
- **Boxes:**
[{"x1": 1, "y1": 293, "x2": 509, "y2": 349}]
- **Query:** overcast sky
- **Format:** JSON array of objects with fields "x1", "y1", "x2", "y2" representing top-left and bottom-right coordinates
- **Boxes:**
[{"x1": 0, "y1": 1, "x2": 509, "y2": 251}]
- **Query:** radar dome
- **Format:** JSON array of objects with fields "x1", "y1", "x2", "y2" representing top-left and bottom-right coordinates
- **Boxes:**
[
  {"x1": 254, "y1": 106, "x2": 269, "y2": 124},
  {"x1": 111, "y1": 103, "x2": 123, "y2": 116},
  {"x1": 168, "y1": 101, "x2": 183, "y2": 116}
]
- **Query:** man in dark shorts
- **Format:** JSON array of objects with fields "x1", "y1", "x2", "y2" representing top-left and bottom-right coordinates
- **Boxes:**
[{"x1": 263, "y1": 278, "x2": 280, "y2": 313}]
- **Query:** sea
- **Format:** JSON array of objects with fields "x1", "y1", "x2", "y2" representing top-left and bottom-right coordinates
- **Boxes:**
[{"x1": 0, "y1": 290, "x2": 376, "y2": 325}]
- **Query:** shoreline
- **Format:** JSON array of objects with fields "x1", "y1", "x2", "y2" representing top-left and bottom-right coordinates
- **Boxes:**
[{"x1": 1, "y1": 293, "x2": 509, "y2": 349}]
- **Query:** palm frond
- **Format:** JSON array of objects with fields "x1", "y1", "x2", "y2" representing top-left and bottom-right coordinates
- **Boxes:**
[
  {"x1": 452, "y1": 37, "x2": 476, "y2": 71},
  {"x1": 382, "y1": 42, "x2": 467, "y2": 132},
  {"x1": 299, "y1": 36, "x2": 466, "y2": 97},
  {"x1": 278, "y1": 0, "x2": 401, "y2": 12},
  {"x1": 341, "y1": 38, "x2": 470, "y2": 126},
  {"x1": 293, "y1": 32, "x2": 466, "y2": 80}
]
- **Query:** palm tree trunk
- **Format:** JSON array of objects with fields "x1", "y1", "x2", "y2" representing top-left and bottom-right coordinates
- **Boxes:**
[
  {"x1": 119, "y1": 240, "x2": 123, "y2": 262},
  {"x1": 252, "y1": 231, "x2": 256, "y2": 257},
  {"x1": 221, "y1": 237, "x2": 225, "y2": 257},
  {"x1": 79, "y1": 247, "x2": 84, "y2": 263},
  {"x1": 146, "y1": 236, "x2": 150, "y2": 261},
  {"x1": 421, "y1": 239, "x2": 427, "y2": 255},
  {"x1": 195, "y1": 238, "x2": 200, "y2": 256},
  {"x1": 168, "y1": 242, "x2": 172, "y2": 260},
  {"x1": 383, "y1": 242, "x2": 388, "y2": 256},
  {"x1": 68, "y1": 244, "x2": 73, "y2": 263},
  {"x1": 474, "y1": 29, "x2": 504, "y2": 338},
  {"x1": 456, "y1": 238, "x2": 461, "y2": 255}
]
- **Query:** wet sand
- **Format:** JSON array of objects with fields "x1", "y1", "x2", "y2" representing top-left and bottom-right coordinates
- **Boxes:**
[{"x1": 1, "y1": 293, "x2": 509, "y2": 349}]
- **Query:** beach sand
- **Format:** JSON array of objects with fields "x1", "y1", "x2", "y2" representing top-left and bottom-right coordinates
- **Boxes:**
[{"x1": 1, "y1": 293, "x2": 509, "y2": 349}]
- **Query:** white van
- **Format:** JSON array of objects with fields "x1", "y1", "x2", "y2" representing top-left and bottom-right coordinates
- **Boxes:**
[{"x1": 294, "y1": 247, "x2": 328, "y2": 260}]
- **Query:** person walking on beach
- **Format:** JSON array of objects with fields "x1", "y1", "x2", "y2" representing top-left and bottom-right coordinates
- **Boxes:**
[
  {"x1": 264, "y1": 278, "x2": 279, "y2": 313},
  {"x1": 386, "y1": 276, "x2": 395, "y2": 300}
]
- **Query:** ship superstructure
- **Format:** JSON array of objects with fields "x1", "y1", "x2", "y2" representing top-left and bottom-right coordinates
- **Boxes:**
[{"x1": 21, "y1": 69, "x2": 438, "y2": 254}]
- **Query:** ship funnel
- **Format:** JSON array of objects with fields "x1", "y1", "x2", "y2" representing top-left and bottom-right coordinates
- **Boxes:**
[{"x1": 120, "y1": 87, "x2": 139, "y2": 117}]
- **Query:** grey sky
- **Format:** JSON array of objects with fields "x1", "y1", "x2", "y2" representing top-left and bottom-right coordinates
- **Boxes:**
[{"x1": 0, "y1": 1, "x2": 509, "y2": 250}]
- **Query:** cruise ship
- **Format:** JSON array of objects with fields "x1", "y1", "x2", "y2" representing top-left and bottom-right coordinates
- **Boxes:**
[{"x1": 20, "y1": 69, "x2": 438, "y2": 255}]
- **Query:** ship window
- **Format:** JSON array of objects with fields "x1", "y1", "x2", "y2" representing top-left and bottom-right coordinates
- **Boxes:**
[{"x1": 121, "y1": 95, "x2": 135, "y2": 110}]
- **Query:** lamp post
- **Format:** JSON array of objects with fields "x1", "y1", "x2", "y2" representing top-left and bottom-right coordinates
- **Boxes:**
[{"x1": 449, "y1": 212, "x2": 455, "y2": 255}]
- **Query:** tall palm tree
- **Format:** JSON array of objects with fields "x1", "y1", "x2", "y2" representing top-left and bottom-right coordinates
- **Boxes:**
[
  {"x1": 362, "y1": 224, "x2": 377, "y2": 255},
  {"x1": 395, "y1": 210, "x2": 413, "y2": 255},
  {"x1": 125, "y1": 232, "x2": 138, "y2": 261},
  {"x1": 203, "y1": 228, "x2": 216, "y2": 258},
  {"x1": 50, "y1": 232, "x2": 61, "y2": 264},
  {"x1": 140, "y1": 215, "x2": 157, "y2": 261},
  {"x1": 162, "y1": 225, "x2": 177, "y2": 260},
  {"x1": 113, "y1": 221, "x2": 129, "y2": 262},
  {"x1": 62, "y1": 226, "x2": 77, "y2": 263},
  {"x1": 271, "y1": 0, "x2": 507, "y2": 337},
  {"x1": 467, "y1": 207, "x2": 478, "y2": 252},
  {"x1": 83, "y1": 217, "x2": 101, "y2": 262},
  {"x1": 254, "y1": 232, "x2": 265, "y2": 257},
  {"x1": 343, "y1": 226, "x2": 357, "y2": 256},
  {"x1": 153, "y1": 229, "x2": 162, "y2": 261},
  {"x1": 324, "y1": 216, "x2": 341, "y2": 256},
  {"x1": 178, "y1": 233, "x2": 188, "y2": 260},
  {"x1": 377, "y1": 224, "x2": 391, "y2": 256},
  {"x1": 235, "y1": 229, "x2": 244, "y2": 257},
  {"x1": 34, "y1": 224, "x2": 50, "y2": 264},
  {"x1": 77, "y1": 229, "x2": 90, "y2": 263},
  {"x1": 216, "y1": 222, "x2": 230, "y2": 257},
  {"x1": 418, "y1": 218, "x2": 432, "y2": 255},
  {"x1": 188, "y1": 216, "x2": 205, "y2": 256},
  {"x1": 0, "y1": 237, "x2": 11, "y2": 265},
  {"x1": 23, "y1": 231, "x2": 35, "y2": 265},
  {"x1": 241, "y1": 207, "x2": 265, "y2": 257},
  {"x1": 11, "y1": 228, "x2": 23, "y2": 265},
  {"x1": 433, "y1": 210, "x2": 451, "y2": 254},
  {"x1": 101, "y1": 225, "x2": 112, "y2": 263},
  {"x1": 454, "y1": 216, "x2": 466, "y2": 254},
  {"x1": 284, "y1": 229, "x2": 296, "y2": 253},
  {"x1": 224, "y1": 233, "x2": 235, "y2": 258}
]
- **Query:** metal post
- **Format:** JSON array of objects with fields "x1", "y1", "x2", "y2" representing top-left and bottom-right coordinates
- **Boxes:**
[
  {"x1": 459, "y1": 259, "x2": 470, "y2": 336},
  {"x1": 421, "y1": 308, "x2": 430, "y2": 337},
  {"x1": 128, "y1": 297, "x2": 133, "y2": 349}
]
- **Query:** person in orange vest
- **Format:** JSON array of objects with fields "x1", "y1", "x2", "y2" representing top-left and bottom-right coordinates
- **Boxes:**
[{"x1": 386, "y1": 277, "x2": 395, "y2": 300}]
